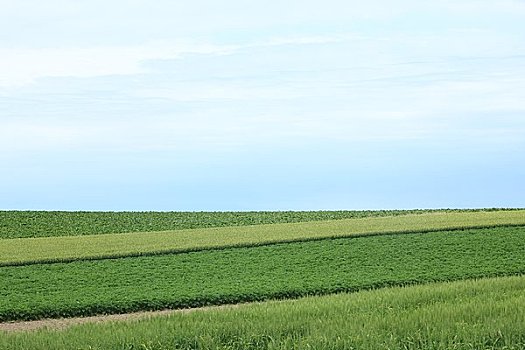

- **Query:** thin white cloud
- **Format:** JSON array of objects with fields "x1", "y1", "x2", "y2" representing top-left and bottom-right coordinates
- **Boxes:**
[
  {"x1": 0, "y1": 122, "x2": 80, "y2": 153},
  {"x1": 255, "y1": 34, "x2": 354, "y2": 47},
  {"x1": 440, "y1": 0, "x2": 525, "y2": 14},
  {"x1": 0, "y1": 35, "x2": 353, "y2": 88},
  {"x1": 3, "y1": 104, "x2": 523, "y2": 158},
  {"x1": 1, "y1": 0, "x2": 523, "y2": 156},
  {"x1": 0, "y1": 42, "x2": 237, "y2": 88}
]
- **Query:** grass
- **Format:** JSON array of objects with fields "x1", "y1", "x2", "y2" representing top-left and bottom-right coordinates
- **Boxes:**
[
  {"x1": 1, "y1": 226, "x2": 524, "y2": 322},
  {"x1": 2, "y1": 275, "x2": 525, "y2": 349},
  {"x1": 0, "y1": 209, "x2": 450, "y2": 239},
  {"x1": 1, "y1": 210, "x2": 524, "y2": 266}
]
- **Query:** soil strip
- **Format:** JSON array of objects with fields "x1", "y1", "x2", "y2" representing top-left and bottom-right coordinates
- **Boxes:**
[{"x1": 0, "y1": 305, "x2": 238, "y2": 333}]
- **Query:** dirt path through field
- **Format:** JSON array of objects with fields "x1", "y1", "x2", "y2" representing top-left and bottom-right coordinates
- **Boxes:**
[{"x1": 0, "y1": 305, "x2": 239, "y2": 333}]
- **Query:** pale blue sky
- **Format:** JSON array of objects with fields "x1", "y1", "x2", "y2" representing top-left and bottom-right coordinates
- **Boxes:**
[{"x1": 1, "y1": 0, "x2": 524, "y2": 210}]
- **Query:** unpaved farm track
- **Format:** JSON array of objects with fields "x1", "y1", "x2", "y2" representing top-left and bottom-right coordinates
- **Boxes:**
[{"x1": 0, "y1": 305, "x2": 239, "y2": 332}]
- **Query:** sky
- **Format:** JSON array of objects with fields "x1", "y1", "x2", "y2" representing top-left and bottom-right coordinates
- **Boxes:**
[{"x1": 1, "y1": 0, "x2": 524, "y2": 211}]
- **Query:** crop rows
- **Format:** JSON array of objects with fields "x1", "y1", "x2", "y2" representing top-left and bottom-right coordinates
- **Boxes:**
[
  {"x1": 1, "y1": 226, "x2": 524, "y2": 322},
  {"x1": 0, "y1": 208, "x2": 514, "y2": 239},
  {"x1": 3, "y1": 276, "x2": 525, "y2": 349},
  {"x1": 2, "y1": 210, "x2": 525, "y2": 266}
]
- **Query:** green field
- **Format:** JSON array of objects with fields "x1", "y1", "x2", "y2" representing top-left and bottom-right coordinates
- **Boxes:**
[
  {"x1": 1, "y1": 226, "x2": 524, "y2": 322},
  {"x1": 2, "y1": 276, "x2": 525, "y2": 350},
  {"x1": 2, "y1": 210, "x2": 524, "y2": 266},
  {"x1": 1, "y1": 209, "x2": 524, "y2": 349},
  {"x1": 0, "y1": 209, "x2": 449, "y2": 238}
]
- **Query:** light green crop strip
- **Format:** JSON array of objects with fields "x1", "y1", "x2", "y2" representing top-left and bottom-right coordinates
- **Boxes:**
[{"x1": 1, "y1": 210, "x2": 524, "y2": 266}]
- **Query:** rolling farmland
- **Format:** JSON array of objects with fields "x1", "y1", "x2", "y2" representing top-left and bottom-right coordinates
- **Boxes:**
[
  {"x1": 1, "y1": 210, "x2": 524, "y2": 266},
  {"x1": 2, "y1": 276, "x2": 525, "y2": 350},
  {"x1": 1, "y1": 209, "x2": 525, "y2": 349},
  {"x1": 0, "y1": 209, "x2": 448, "y2": 239}
]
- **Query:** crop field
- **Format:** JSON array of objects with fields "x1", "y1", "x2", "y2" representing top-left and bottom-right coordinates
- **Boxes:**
[
  {"x1": 1, "y1": 225, "x2": 525, "y2": 321},
  {"x1": 2, "y1": 210, "x2": 524, "y2": 266},
  {"x1": 1, "y1": 209, "x2": 525, "y2": 349},
  {"x1": 0, "y1": 209, "x2": 452, "y2": 239},
  {"x1": 2, "y1": 276, "x2": 525, "y2": 350}
]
